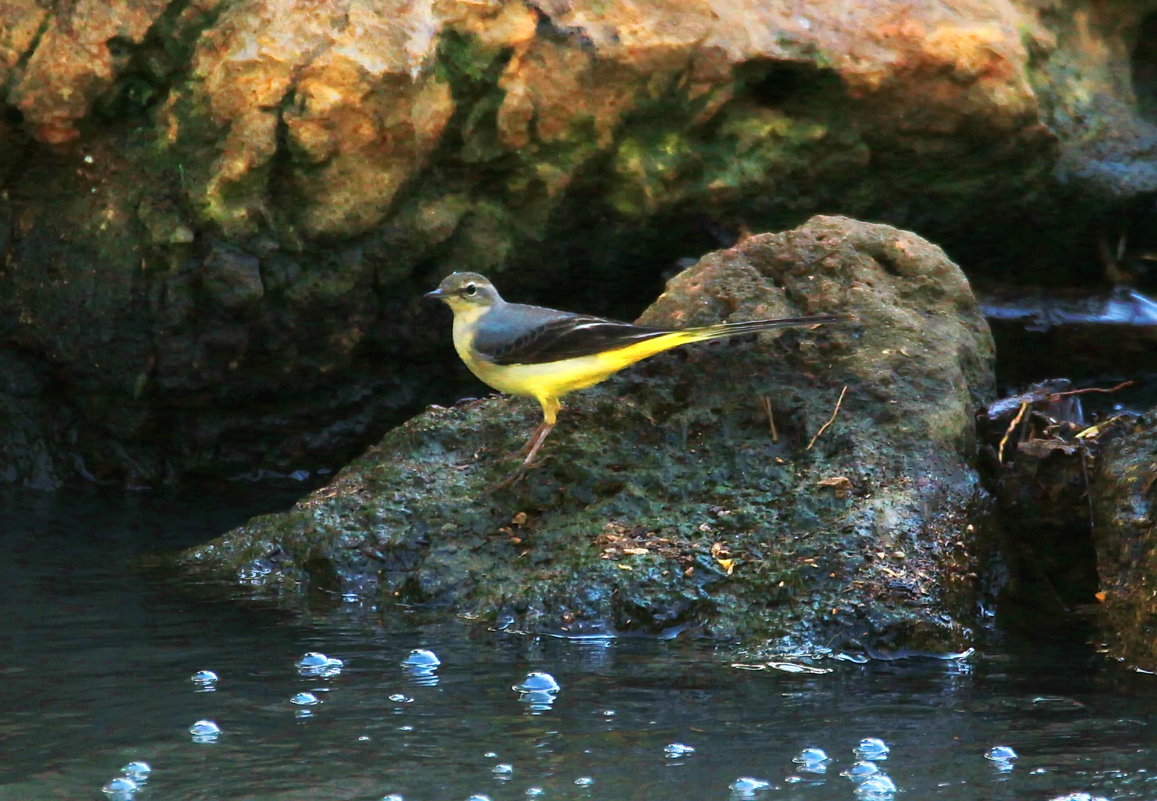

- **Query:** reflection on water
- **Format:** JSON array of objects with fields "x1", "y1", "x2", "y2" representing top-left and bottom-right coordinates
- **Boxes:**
[{"x1": 1, "y1": 487, "x2": 1155, "y2": 801}]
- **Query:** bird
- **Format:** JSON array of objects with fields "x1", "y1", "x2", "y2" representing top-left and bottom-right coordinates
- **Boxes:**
[{"x1": 426, "y1": 271, "x2": 847, "y2": 471}]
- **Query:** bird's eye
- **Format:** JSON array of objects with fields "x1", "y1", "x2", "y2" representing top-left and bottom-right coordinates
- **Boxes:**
[{"x1": 464, "y1": 283, "x2": 477, "y2": 296}]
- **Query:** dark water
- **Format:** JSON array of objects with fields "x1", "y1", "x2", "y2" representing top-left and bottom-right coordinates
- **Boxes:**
[{"x1": 2, "y1": 487, "x2": 1155, "y2": 801}]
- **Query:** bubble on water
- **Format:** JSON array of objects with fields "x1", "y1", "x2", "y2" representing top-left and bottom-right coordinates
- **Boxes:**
[
  {"x1": 854, "y1": 774, "x2": 897, "y2": 799},
  {"x1": 492, "y1": 763, "x2": 513, "y2": 779},
  {"x1": 102, "y1": 776, "x2": 139, "y2": 799},
  {"x1": 189, "y1": 719, "x2": 221, "y2": 742},
  {"x1": 298, "y1": 651, "x2": 329, "y2": 668},
  {"x1": 573, "y1": 776, "x2": 594, "y2": 786},
  {"x1": 854, "y1": 737, "x2": 890, "y2": 760},
  {"x1": 794, "y1": 746, "x2": 829, "y2": 763},
  {"x1": 793, "y1": 747, "x2": 831, "y2": 772},
  {"x1": 465, "y1": 795, "x2": 491, "y2": 801},
  {"x1": 380, "y1": 795, "x2": 404, "y2": 801},
  {"x1": 297, "y1": 652, "x2": 344, "y2": 677},
  {"x1": 513, "y1": 671, "x2": 560, "y2": 713},
  {"x1": 120, "y1": 762, "x2": 150, "y2": 783},
  {"x1": 190, "y1": 669, "x2": 218, "y2": 690},
  {"x1": 513, "y1": 672, "x2": 560, "y2": 693},
  {"x1": 401, "y1": 648, "x2": 441, "y2": 667},
  {"x1": 401, "y1": 649, "x2": 440, "y2": 685},
  {"x1": 985, "y1": 745, "x2": 1018, "y2": 763},
  {"x1": 729, "y1": 776, "x2": 771, "y2": 798},
  {"x1": 389, "y1": 693, "x2": 413, "y2": 704},
  {"x1": 525, "y1": 788, "x2": 545, "y2": 798},
  {"x1": 291, "y1": 691, "x2": 320, "y2": 706},
  {"x1": 985, "y1": 744, "x2": 1017, "y2": 773},
  {"x1": 664, "y1": 742, "x2": 696, "y2": 758},
  {"x1": 841, "y1": 761, "x2": 881, "y2": 781},
  {"x1": 1048, "y1": 794, "x2": 1110, "y2": 801},
  {"x1": 483, "y1": 751, "x2": 498, "y2": 759}
]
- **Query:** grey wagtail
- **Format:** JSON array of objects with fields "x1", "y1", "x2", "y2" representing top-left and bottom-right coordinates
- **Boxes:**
[{"x1": 427, "y1": 272, "x2": 847, "y2": 469}]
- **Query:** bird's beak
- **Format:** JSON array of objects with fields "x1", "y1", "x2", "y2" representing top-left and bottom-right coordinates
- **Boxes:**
[{"x1": 424, "y1": 288, "x2": 445, "y2": 300}]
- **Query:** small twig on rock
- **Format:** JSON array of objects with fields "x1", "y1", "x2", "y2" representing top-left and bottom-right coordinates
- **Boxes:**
[
  {"x1": 998, "y1": 401, "x2": 1029, "y2": 465},
  {"x1": 806, "y1": 386, "x2": 848, "y2": 451},
  {"x1": 760, "y1": 395, "x2": 779, "y2": 442},
  {"x1": 1046, "y1": 380, "x2": 1134, "y2": 400}
]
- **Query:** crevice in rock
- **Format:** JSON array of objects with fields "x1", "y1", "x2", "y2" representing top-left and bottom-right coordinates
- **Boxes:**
[{"x1": 733, "y1": 59, "x2": 842, "y2": 109}]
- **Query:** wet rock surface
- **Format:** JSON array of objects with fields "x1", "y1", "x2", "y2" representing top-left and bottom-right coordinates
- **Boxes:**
[
  {"x1": 974, "y1": 367, "x2": 1157, "y2": 669},
  {"x1": 1091, "y1": 410, "x2": 1157, "y2": 671},
  {"x1": 179, "y1": 216, "x2": 995, "y2": 657},
  {"x1": 977, "y1": 379, "x2": 1112, "y2": 626}
]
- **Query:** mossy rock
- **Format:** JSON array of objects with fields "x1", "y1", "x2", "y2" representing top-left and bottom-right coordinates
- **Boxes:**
[{"x1": 179, "y1": 215, "x2": 995, "y2": 659}]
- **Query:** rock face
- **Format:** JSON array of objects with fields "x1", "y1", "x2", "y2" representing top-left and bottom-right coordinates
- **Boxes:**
[
  {"x1": 0, "y1": 0, "x2": 1153, "y2": 486},
  {"x1": 180, "y1": 216, "x2": 995, "y2": 657},
  {"x1": 1092, "y1": 411, "x2": 1157, "y2": 672}
]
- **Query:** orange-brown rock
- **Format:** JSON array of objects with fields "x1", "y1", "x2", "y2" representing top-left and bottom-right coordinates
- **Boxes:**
[
  {"x1": 7, "y1": 0, "x2": 170, "y2": 143},
  {"x1": 3, "y1": 0, "x2": 1153, "y2": 236}
]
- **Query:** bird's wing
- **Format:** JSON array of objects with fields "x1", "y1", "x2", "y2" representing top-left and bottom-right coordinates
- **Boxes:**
[{"x1": 473, "y1": 304, "x2": 670, "y2": 365}]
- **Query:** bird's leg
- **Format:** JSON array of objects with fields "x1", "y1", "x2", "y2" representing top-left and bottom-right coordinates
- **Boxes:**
[
  {"x1": 494, "y1": 398, "x2": 560, "y2": 488},
  {"x1": 519, "y1": 396, "x2": 561, "y2": 468},
  {"x1": 489, "y1": 421, "x2": 554, "y2": 490},
  {"x1": 517, "y1": 420, "x2": 555, "y2": 467},
  {"x1": 490, "y1": 420, "x2": 555, "y2": 490}
]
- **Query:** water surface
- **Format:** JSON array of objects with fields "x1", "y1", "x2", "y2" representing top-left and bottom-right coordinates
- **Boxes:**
[{"x1": 2, "y1": 487, "x2": 1154, "y2": 800}]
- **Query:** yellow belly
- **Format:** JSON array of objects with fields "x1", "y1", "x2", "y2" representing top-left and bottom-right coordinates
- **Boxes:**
[
  {"x1": 465, "y1": 352, "x2": 624, "y2": 399},
  {"x1": 457, "y1": 327, "x2": 697, "y2": 402}
]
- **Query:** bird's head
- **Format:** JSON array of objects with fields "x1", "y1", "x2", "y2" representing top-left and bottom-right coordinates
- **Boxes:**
[{"x1": 425, "y1": 272, "x2": 502, "y2": 314}]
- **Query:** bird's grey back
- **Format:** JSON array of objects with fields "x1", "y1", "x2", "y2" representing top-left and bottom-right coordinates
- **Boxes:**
[{"x1": 473, "y1": 302, "x2": 668, "y2": 365}]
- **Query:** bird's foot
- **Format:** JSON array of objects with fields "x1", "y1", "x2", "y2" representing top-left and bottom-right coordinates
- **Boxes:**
[
  {"x1": 489, "y1": 464, "x2": 530, "y2": 490},
  {"x1": 488, "y1": 469, "x2": 525, "y2": 491},
  {"x1": 487, "y1": 452, "x2": 551, "y2": 490}
]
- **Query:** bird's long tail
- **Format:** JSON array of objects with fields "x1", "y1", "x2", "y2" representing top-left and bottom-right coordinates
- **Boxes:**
[
  {"x1": 685, "y1": 314, "x2": 851, "y2": 342},
  {"x1": 589, "y1": 313, "x2": 849, "y2": 375}
]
